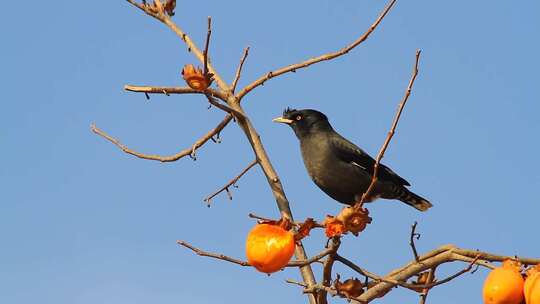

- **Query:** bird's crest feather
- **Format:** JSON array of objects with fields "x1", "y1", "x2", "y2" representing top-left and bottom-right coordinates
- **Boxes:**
[{"x1": 283, "y1": 107, "x2": 297, "y2": 117}]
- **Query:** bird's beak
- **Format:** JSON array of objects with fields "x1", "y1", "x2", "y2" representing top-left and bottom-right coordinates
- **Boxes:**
[{"x1": 272, "y1": 117, "x2": 294, "y2": 124}]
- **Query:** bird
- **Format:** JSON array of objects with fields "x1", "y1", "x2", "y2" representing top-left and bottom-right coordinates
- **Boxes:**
[{"x1": 273, "y1": 108, "x2": 432, "y2": 211}]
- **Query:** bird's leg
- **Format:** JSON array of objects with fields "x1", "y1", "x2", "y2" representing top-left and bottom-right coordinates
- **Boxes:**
[{"x1": 352, "y1": 193, "x2": 378, "y2": 210}]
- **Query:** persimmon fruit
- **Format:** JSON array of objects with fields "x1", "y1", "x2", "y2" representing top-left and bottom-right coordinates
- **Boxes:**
[
  {"x1": 181, "y1": 64, "x2": 210, "y2": 91},
  {"x1": 483, "y1": 260, "x2": 524, "y2": 304},
  {"x1": 245, "y1": 223, "x2": 295, "y2": 273},
  {"x1": 525, "y1": 264, "x2": 540, "y2": 304}
]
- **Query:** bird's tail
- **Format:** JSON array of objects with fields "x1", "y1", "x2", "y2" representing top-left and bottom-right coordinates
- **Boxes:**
[{"x1": 396, "y1": 188, "x2": 433, "y2": 212}]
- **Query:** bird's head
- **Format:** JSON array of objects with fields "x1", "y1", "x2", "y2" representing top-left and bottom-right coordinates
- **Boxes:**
[{"x1": 273, "y1": 108, "x2": 333, "y2": 139}]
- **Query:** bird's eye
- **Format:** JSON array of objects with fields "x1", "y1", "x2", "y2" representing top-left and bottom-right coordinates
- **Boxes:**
[{"x1": 295, "y1": 115, "x2": 302, "y2": 121}]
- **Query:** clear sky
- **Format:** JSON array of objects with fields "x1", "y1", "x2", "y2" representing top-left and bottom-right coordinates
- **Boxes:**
[{"x1": 1, "y1": 1, "x2": 539, "y2": 303}]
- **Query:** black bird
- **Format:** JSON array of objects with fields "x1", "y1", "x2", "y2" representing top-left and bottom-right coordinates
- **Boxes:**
[{"x1": 273, "y1": 108, "x2": 432, "y2": 211}]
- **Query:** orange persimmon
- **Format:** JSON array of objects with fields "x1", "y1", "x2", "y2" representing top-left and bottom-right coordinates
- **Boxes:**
[
  {"x1": 525, "y1": 264, "x2": 540, "y2": 304},
  {"x1": 483, "y1": 259, "x2": 524, "y2": 304},
  {"x1": 245, "y1": 223, "x2": 295, "y2": 273}
]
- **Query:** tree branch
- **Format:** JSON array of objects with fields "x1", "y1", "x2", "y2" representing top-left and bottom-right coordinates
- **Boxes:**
[
  {"x1": 231, "y1": 47, "x2": 250, "y2": 93},
  {"x1": 418, "y1": 268, "x2": 436, "y2": 304},
  {"x1": 124, "y1": 85, "x2": 228, "y2": 101},
  {"x1": 126, "y1": 0, "x2": 229, "y2": 91},
  {"x1": 203, "y1": 159, "x2": 258, "y2": 206},
  {"x1": 288, "y1": 247, "x2": 336, "y2": 267},
  {"x1": 203, "y1": 16, "x2": 212, "y2": 76},
  {"x1": 91, "y1": 114, "x2": 232, "y2": 162},
  {"x1": 356, "y1": 245, "x2": 539, "y2": 302},
  {"x1": 177, "y1": 240, "x2": 250, "y2": 266},
  {"x1": 204, "y1": 93, "x2": 245, "y2": 118},
  {"x1": 410, "y1": 221, "x2": 420, "y2": 262},
  {"x1": 356, "y1": 49, "x2": 421, "y2": 207},
  {"x1": 177, "y1": 240, "x2": 335, "y2": 268},
  {"x1": 317, "y1": 238, "x2": 341, "y2": 304},
  {"x1": 236, "y1": 0, "x2": 398, "y2": 100}
]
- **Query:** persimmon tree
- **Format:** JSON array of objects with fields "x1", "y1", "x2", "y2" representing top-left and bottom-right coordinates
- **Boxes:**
[{"x1": 92, "y1": 1, "x2": 540, "y2": 303}]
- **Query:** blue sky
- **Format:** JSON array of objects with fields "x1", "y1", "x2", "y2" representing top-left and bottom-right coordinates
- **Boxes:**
[{"x1": 1, "y1": 1, "x2": 539, "y2": 303}]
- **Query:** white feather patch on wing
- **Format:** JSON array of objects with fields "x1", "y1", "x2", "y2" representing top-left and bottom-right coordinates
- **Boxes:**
[{"x1": 351, "y1": 161, "x2": 366, "y2": 170}]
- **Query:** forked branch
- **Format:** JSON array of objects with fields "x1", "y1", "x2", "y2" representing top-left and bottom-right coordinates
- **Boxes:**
[
  {"x1": 91, "y1": 114, "x2": 232, "y2": 162},
  {"x1": 204, "y1": 159, "x2": 258, "y2": 206},
  {"x1": 236, "y1": 0, "x2": 398, "y2": 100},
  {"x1": 177, "y1": 240, "x2": 335, "y2": 268},
  {"x1": 231, "y1": 47, "x2": 250, "y2": 93},
  {"x1": 356, "y1": 49, "x2": 421, "y2": 207},
  {"x1": 124, "y1": 85, "x2": 228, "y2": 101}
]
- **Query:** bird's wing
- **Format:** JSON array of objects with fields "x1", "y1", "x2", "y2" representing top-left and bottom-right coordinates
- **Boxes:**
[{"x1": 330, "y1": 135, "x2": 411, "y2": 186}]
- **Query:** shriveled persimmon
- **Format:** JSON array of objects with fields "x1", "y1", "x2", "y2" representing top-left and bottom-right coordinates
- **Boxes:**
[
  {"x1": 483, "y1": 259, "x2": 524, "y2": 304},
  {"x1": 525, "y1": 264, "x2": 540, "y2": 304},
  {"x1": 245, "y1": 223, "x2": 295, "y2": 273},
  {"x1": 181, "y1": 64, "x2": 212, "y2": 91}
]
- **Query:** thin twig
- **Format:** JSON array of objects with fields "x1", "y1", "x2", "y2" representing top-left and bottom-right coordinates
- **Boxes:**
[
  {"x1": 452, "y1": 248, "x2": 540, "y2": 266},
  {"x1": 288, "y1": 247, "x2": 336, "y2": 267},
  {"x1": 204, "y1": 93, "x2": 245, "y2": 118},
  {"x1": 335, "y1": 254, "x2": 413, "y2": 289},
  {"x1": 203, "y1": 16, "x2": 211, "y2": 76},
  {"x1": 231, "y1": 47, "x2": 250, "y2": 93},
  {"x1": 303, "y1": 284, "x2": 365, "y2": 304},
  {"x1": 236, "y1": 0, "x2": 398, "y2": 100},
  {"x1": 124, "y1": 85, "x2": 228, "y2": 101},
  {"x1": 91, "y1": 114, "x2": 232, "y2": 162},
  {"x1": 247, "y1": 213, "x2": 325, "y2": 230},
  {"x1": 356, "y1": 49, "x2": 422, "y2": 207},
  {"x1": 417, "y1": 256, "x2": 479, "y2": 289},
  {"x1": 317, "y1": 238, "x2": 341, "y2": 304},
  {"x1": 177, "y1": 240, "x2": 250, "y2": 266},
  {"x1": 248, "y1": 213, "x2": 280, "y2": 223},
  {"x1": 286, "y1": 279, "x2": 308, "y2": 288},
  {"x1": 451, "y1": 253, "x2": 495, "y2": 270},
  {"x1": 177, "y1": 240, "x2": 334, "y2": 268},
  {"x1": 204, "y1": 159, "x2": 258, "y2": 206},
  {"x1": 410, "y1": 221, "x2": 420, "y2": 262}
]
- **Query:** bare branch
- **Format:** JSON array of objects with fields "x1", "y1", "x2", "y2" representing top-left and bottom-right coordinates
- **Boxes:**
[
  {"x1": 203, "y1": 17, "x2": 212, "y2": 76},
  {"x1": 124, "y1": 1, "x2": 323, "y2": 299},
  {"x1": 451, "y1": 253, "x2": 495, "y2": 269},
  {"x1": 236, "y1": 0, "x2": 398, "y2": 100},
  {"x1": 126, "y1": 0, "x2": 229, "y2": 91},
  {"x1": 286, "y1": 279, "x2": 308, "y2": 288},
  {"x1": 177, "y1": 240, "x2": 250, "y2": 266},
  {"x1": 124, "y1": 85, "x2": 228, "y2": 101},
  {"x1": 451, "y1": 248, "x2": 540, "y2": 266},
  {"x1": 333, "y1": 253, "x2": 479, "y2": 301},
  {"x1": 177, "y1": 240, "x2": 334, "y2": 268},
  {"x1": 356, "y1": 245, "x2": 539, "y2": 302},
  {"x1": 91, "y1": 114, "x2": 232, "y2": 162},
  {"x1": 317, "y1": 238, "x2": 341, "y2": 304},
  {"x1": 287, "y1": 247, "x2": 336, "y2": 267},
  {"x1": 304, "y1": 284, "x2": 365, "y2": 304},
  {"x1": 204, "y1": 93, "x2": 245, "y2": 118},
  {"x1": 231, "y1": 47, "x2": 250, "y2": 93},
  {"x1": 418, "y1": 256, "x2": 478, "y2": 289},
  {"x1": 126, "y1": 0, "x2": 158, "y2": 18},
  {"x1": 356, "y1": 49, "x2": 421, "y2": 207},
  {"x1": 204, "y1": 159, "x2": 258, "y2": 206},
  {"x1": 410, "y1": 221, "x2": 420, "y2": 262}
]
